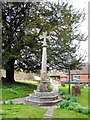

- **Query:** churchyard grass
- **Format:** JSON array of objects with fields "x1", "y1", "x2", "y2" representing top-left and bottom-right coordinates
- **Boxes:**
[
  {"x1": 0, "y1": 81, "x2": 89, "y2": 119},
  {"x1": 53, "y1": 84, "x2": 89, "y2": 118},
  {"x1": 0, "y1": 81, "x2": 47, "y2": 119},
  {"x1": 77, "y1": 87, "x2": 88, "y2": 106},
  {"x1": 1, "y1": 104, "x2": 47, "y2": 119},
  {"x1": 1, "y1": 81, "x2": 37, "y2": 100},
  {"x1": 53, "y1": 108, "x2": 88, "y2": 118},
  {"x1": 59, "y1": 84, "x2": 88, "y2": 106}
]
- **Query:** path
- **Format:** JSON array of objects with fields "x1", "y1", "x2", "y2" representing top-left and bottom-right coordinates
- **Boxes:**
[{"x1": 42, "y1": 105, "x2": 58, "y2": 120}]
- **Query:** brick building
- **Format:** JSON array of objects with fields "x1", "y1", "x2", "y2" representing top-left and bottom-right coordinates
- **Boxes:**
[
  {"x1": 67, "y1": 63, "x2": 90, "y2": 83},
  {"x1": 49, "y1": 63, "x2": 90, "y2": 84}
]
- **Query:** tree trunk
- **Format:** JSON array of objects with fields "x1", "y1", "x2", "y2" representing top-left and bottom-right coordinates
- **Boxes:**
[{"x1": 6, "y1": 59, "x2": 15, "y2": 83}]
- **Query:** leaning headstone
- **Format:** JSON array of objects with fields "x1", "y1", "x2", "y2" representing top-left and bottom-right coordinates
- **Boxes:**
[{"x1": 72, "y1": 85, "x2": 81, "y2": 96}]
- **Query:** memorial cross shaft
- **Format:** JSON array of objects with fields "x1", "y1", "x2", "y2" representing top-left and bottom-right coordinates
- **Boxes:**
[
  {"x1": 37, "y1": 31, "x2": 51, "y2": 92},
  {"x1": 39, "y1": 31, "x2": 50, "y2": 81}
]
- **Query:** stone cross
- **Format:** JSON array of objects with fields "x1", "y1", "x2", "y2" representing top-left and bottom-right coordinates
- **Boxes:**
[
  {"x1": 39, "y1": 31, "x2": 50, "y2": 46},
  {"x1": 39, "y1": 32, "x2": 50, "y2": 80}
]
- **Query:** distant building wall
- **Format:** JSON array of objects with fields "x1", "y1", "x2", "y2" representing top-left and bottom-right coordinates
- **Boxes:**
[
  {"x1": 66, "y1": 74, "x2": 90, "y2": 83},
  {"x1": 1, "y1": 69, "x2": 34, "y2": 81}
]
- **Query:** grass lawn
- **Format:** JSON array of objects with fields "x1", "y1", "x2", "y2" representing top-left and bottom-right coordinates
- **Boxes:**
[
  {"x1": 0, "y1": 81, "x2": 89, "y2": 119},
  {"x1": 1, "y1": 104, "x2": 47, "y2": 119},
  {"x1": 59, "y1": 84, "x2": 88, "y2": 106},
  {"x1": 0, "y1": 81, "x2": 47, "y2": 119},
  {"x1": 77, "y1": 87, "x2": 88, "y2": 106},
  {"x1": 53, "y1": 84, "x2": 89, "y2": 119},
  {"x1": 1, "y1": 81, "x2": 37, "y2": 100},
  {"x1": 53, "y1": 108, "x2": 88, "y2": 118}
]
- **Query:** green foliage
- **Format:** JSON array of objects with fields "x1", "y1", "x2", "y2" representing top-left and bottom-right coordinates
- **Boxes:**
[
  {"x1": 61, "y1": 94, "x2": 77, "y2": 102},
  {"x1": 59, "y1": 85, "x2": 88, "y2": 106},
  {"x1": 2, "y1": 2, "x2": 86, "y2": 82},
  {"x1": 59, "y1": 99, "x2": 89, "y2": 115},
  {"x1": 59, "y1": 101, "x2": 70, "y2": 108},
  {"x1": 67, "y1": 102, "x2": 90, "y2": 115},
  {"x1": 59, "y1": 89, "x2": 66, "y2": 95},
  {"x1": 58, "y1": 86, "x2": 89, "y2": 115}
]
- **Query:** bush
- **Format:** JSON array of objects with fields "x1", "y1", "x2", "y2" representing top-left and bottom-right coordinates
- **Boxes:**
[
  {"x1": 69, "y1": 97, "x2": 77, "y2": 102},
  {"x1": 81, "y1": 107, "x2": 89, "y2": 114},
  {"x1": 67, "y1": 102, "x2": 89, "y2": 115},
  {"x1": 67, "y1": 102, "x2": 78, "y2": 110},
  {"x1": 74, "y1": 105, "x2": 83, "y2": 113},
  {"x1": 59, "y1": 101, "x2": 70, "y2": 108},
  {"x1": 61, "y1": 94, "x2": 77, "y2": 102},
  {"x1": 59, "y1": 90, "x2": 66, "y2": 96}
]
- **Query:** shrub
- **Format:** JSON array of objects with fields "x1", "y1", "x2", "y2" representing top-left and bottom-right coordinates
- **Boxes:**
[
  {"x1": 69, "y1": 97, "x2": 77, "y2": 102},
  {"x1": 67, "y1": 102, "x2": 89, "y2": 115},
  {"x1": 61, "y1": 95, "x2": 67, "y2": 99},
  {"x1": 81, "y1": 107, "x2": 89, "y2": 114},
  {"x1": 67, "y1": 105, "x2": 75, "y2": 110},
  {"x1": 66, "y1": 95, "x2": 72, "y2": 100},
  {"x1": 59, "y1": 90, "x2": 66, "y2": 96},
  {"x1": 61, "y1": 94, "x2": 77, "y2": 102},
  {"x1": 59, "y1": 101, "x2": 70, "y2": 108},
  {"x1": 67, "y1": 102, "x2": 78, "y2": 110},
  {"x1": 74, "y1": 105, "x2": 83, "y2": 113}
]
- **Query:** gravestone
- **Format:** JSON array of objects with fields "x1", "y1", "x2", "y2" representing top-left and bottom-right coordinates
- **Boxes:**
[
  {"x1": 26, "y1": 32, "x2": 62, "y2": 106},
  {"x1": 72, "y1": 85, "x2": 81, "y2": 96}
]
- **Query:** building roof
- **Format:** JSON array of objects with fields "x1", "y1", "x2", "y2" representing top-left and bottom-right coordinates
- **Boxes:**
[
  {"x1": 48, "y1": 63, "x2": 90, "y2": 77},
  {"x1": 70, "y1": 63, "x2": 90, "y2": 75}
]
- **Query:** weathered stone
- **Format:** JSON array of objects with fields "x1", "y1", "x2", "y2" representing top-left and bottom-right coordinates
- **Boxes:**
[
  {"x1": 25, "y1": 91, "x2": 62, "y2": 106},
  {"x1": 72, "y1": 85, "x2": 81, "y2": 96},
  {"x1": 37, "y1": 81, "x2": 51, "y2": 92},
  {"x1": 25, "y1": 32, "x2": 62, "y2": 106}
]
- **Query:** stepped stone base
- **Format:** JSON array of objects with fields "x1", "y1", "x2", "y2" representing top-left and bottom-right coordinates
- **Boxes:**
[{"x1": 25, "y1": 90, "x2": 62, "y2": 106}]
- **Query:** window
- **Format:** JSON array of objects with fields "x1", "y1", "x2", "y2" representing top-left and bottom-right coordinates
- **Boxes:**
[{"x1": 74, "y1": 76, "x2": 80, "y2": 80}]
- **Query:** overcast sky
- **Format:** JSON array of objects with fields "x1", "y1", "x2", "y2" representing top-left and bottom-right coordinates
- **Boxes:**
[{"x1": 46, "y1": 0, "x2": 89, "y2": 62}]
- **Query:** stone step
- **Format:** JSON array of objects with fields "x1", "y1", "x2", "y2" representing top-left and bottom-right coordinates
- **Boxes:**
[
  {"x1": 40, "y1": 95, "x2": 58, "y2": 99},
  {"x1": 40, "y1": 95, "x2": 58, "y2": 101},
  {"x1": 26, "y1": 98, "x2": 62, "y2": 106}
]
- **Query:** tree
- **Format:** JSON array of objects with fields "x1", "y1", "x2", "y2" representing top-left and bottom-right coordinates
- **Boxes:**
[
  {"x1": 47, "y1": 2, "x2": 86, "y2": 70},
  {"x1": 2, "y1": 2, "x2": 86, "y2": 82}
]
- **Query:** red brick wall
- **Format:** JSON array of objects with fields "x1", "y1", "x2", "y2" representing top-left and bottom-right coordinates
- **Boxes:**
[
  {"x1": 66, "y1": 74, "x2": 90, "y2": 82},
  {"x1": 79, "y1": 75, "x2": 88, "y2": 82}
]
